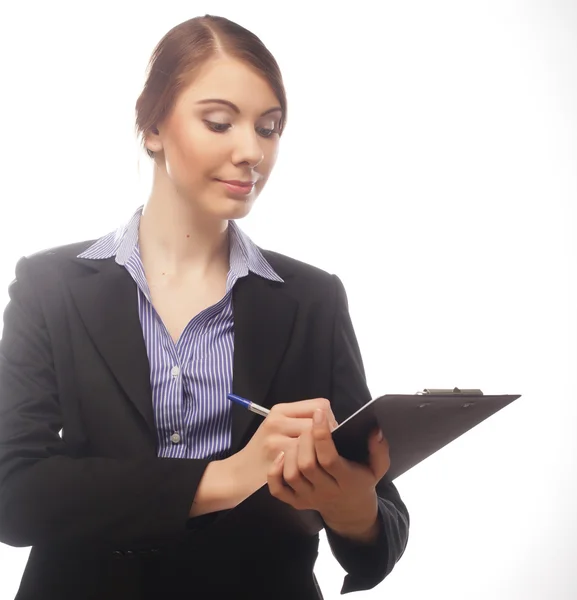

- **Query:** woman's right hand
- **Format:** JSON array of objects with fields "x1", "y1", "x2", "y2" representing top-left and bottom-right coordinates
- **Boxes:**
[
  {"x1": 190, "y1": 398, "x2": 338, "y2": 517},
  {"x1": 231, "y1": 398, "x2": 338, "y2": 498}
]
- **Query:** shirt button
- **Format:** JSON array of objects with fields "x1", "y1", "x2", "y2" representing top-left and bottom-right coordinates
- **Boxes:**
[
  {"x1": 170, "y1": 432, "x2": 181, "y2": 444},
  {"x1": 171, "y1": 366, "x2": 180, "y2": 378}
]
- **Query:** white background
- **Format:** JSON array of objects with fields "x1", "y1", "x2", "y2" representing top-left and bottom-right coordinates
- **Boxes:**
[{"x1": 0, "y1": 1, "x2": 576, "y2": 598}]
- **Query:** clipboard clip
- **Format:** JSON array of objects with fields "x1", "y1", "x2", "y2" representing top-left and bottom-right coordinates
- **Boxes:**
[{"x1": 417, "y1": 387, "x2": 484, "y2": 395}]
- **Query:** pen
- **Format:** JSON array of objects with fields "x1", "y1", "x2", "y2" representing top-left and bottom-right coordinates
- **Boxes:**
[{"x1": 227, "y1": 393, "x2": 271, "y2": 418}]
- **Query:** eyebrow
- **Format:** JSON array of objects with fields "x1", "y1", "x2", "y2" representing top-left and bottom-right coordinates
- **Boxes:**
[{"x1": 196, "y1": 98, "x2": 282, "y2": 117}]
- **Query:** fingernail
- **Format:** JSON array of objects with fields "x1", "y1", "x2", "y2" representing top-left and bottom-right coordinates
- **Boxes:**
[
  {"x1": 377, "y1": 430, "x2": 383, "y2": 442},
  {"x1": 274, "y1": 451, "x2": 285, "y2": 465},
  {"x1": 313, "y1": 409, "x2": 324, "y2": 424}
]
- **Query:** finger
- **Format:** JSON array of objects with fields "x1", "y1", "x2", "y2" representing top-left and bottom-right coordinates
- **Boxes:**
[
  {"x1": 267, "y1": 451, "x2": 297, "y2": 504},
  {"x1": 320, "y1": 405, "x2": 339, "y2": 432},
  {"x1": 367, "y1": 429, "x2": 391, "y2": 480},
  {"x1": 298, "y1": 425, "x2": 338, "y2": 488},
  {"x1": 282, "y1": 437, "x2": 314, "y2": 495},
  {"x1": 269, "y1": 414, "x2": 313, "y2": 438},
  {"x1": 272, "y1": 398, "x2": 332, "y2": 418},
  {"x1": 275, "y1": 411, "x2": 337, "y2": 437},
  {"x1": 312, "y1": 409, "x2": 346, "y2": 480}
]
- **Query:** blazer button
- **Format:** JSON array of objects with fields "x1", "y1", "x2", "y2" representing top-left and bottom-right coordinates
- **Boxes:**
[{"x1": 112, "y1": 550, "x2": 123, "y2": 559}]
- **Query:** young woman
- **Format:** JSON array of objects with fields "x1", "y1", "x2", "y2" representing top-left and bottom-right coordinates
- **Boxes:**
[{"x1": 0, "y1": 14, "x2": 409, "y2": 600}]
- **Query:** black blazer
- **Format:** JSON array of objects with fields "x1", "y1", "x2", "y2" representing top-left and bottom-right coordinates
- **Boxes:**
[{"x1": 0, "y1": 240, "x2": 409, "y2": 600}]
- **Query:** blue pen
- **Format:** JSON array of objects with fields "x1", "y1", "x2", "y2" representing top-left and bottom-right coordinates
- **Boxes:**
[{"x1": 227, "y1": 393, "x2": 270, "y2": 418}]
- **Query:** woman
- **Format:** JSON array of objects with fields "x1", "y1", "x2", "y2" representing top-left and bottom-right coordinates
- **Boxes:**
[{"x1": 0, "y1": 14, "x2": 409, "y2": 600}]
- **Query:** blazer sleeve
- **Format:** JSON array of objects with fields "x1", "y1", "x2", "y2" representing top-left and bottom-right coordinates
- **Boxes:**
[
  {"x1": 0, "y1": 256, "x2": 211, "y2": 550},
  {"x1": 324, "y1": 274, "x2": 410, "y2": 594}
]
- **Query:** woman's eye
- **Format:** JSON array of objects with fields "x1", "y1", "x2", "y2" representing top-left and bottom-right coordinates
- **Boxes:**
[
  {"x1": 204, "y1": 120, "x2": 230, "y2": 133},
  {"x1": 257, "y1": 127, "x2": 276, "y2": 138},
  {"x1": 204, "y1": 120, "x2": 278, "y2": 138}
]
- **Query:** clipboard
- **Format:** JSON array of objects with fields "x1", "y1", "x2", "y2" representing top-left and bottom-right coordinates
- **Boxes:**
[
  {"x1": 205, "y1": 388, "x2": 521, "y2": 537},
  {"x1": 332, "y1": 388, "x2": 521, "y2": 480}
]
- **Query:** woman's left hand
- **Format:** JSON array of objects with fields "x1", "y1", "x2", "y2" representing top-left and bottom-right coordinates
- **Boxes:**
[{"x1": 267, "y1": 408, "x2": 391, "y2": 540}]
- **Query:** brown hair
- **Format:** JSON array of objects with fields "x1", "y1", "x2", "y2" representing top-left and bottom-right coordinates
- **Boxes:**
[{"x1": 135, "y1": 15, "x2": 288, "y2": 158}]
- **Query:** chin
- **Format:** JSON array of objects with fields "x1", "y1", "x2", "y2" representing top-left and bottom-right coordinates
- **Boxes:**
[{"x1": 212, "y1": 199, "x2": 255, "y2": 221}]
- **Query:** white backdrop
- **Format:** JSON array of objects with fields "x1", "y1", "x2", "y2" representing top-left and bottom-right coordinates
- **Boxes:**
[{"x1": 0, "y1": 1, "x2": 575, "y2": 598}]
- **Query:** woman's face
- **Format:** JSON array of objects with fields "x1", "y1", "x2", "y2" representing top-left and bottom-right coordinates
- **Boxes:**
[{"x1": 145, "y1": 57, "x2": 283, "y2": 221}]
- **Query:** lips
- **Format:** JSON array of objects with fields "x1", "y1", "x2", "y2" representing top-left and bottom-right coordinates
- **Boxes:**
[
  {"x1": 217, "y1": 180, "x2": 255, "y2": 196},
  {"x1": 217, "y1": 179, "x2": 256, "y2": 187}
]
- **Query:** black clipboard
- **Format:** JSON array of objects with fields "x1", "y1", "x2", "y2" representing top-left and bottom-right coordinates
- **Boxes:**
[
  {"x1": 332, "y1": 388, "x2": 521, "y2": 480},
  {"x1": 207, "y1": 388, "x2": 521, "y2": 537}
]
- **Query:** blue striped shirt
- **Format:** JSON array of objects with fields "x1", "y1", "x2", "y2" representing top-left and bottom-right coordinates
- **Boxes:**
[{"x1": 77, "y1": 205, "x2": 283, "y2": 459}]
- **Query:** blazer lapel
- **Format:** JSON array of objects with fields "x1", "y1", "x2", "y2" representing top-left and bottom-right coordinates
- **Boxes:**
[
  {"x1": 230, "y1": 273, "x2": 298, "y2": 453},
  {"x1": 67, "y1": 257, "x2": 297, "y2": 455},
  {"x1": 68, "y1": 257, "x2": 156, "y2": 442}
]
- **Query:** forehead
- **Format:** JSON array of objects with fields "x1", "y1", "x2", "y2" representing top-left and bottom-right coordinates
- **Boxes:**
[{"x1": 179, "y1": 57, "x2": 279, "y2": 111}]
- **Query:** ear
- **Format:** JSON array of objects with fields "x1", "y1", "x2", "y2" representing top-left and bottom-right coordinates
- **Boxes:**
[{"x1": 145, "y1": 126, "x2": 162, "y2": 153}]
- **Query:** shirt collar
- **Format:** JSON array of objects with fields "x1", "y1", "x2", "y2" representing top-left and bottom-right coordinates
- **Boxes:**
[{"x1": 77, "y1": 205, "x2": 283, "y2": 284}]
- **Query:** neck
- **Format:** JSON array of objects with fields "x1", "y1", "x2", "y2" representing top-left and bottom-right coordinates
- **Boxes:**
[{"x1": 138, "y1": 190, "x2": 229, "y2": 277}]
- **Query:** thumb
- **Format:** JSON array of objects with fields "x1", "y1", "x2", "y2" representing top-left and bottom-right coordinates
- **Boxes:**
[
  {"x1": 368, "y1": 428, "x2": 390, "y2": 480},
  {"x1": 326, "y1": 408, "x2": 339, "y2": 432}
]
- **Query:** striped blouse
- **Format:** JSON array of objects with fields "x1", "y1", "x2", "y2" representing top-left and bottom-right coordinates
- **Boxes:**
[{"x1": 77, "y1": 205, "x2": 283, "y2": 459}]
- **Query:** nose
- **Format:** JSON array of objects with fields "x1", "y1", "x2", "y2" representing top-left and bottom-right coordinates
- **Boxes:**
[{"x1": 232, "y1": 127, "x2": 265, "y2": 168}]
